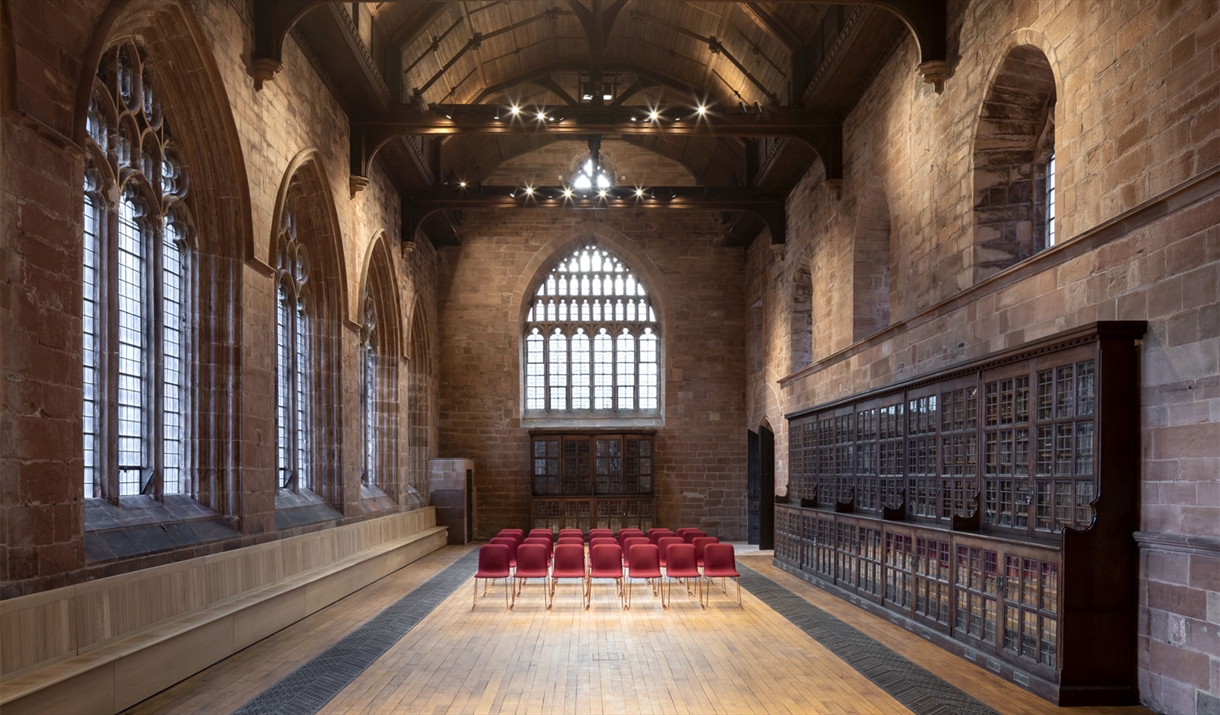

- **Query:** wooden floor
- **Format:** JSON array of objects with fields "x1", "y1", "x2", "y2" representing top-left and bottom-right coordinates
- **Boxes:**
[{"x1": 126, "y1": 546, "x2": 1151, "y2": 715}]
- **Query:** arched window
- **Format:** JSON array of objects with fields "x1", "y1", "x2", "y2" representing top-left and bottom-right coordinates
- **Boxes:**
[
  {"x1": 275, "y1": 215, "x2": 312, "y2": 492},
  {"x1": 570, "y1": 157, "x2": 613, "y2": 193},
  {"x1": 83, "y1": 43, "x2": 194, "y2": 501},
  {"x1": 973, "y1": 45, "x2": 1057, "y2": 282},
  {"x1": 360, "y1": 290, "x2": 379, "y2": 488},
  {"x1": 524, "y1": 245, "x2": 660, "y2": 417}
]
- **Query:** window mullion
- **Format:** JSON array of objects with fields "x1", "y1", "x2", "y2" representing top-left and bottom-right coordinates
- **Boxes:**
[
  {"x1": 105, "y1": 203, "x2": 122, "y2": 503},
  {"x1": 150, "y1": 217, "x2": 165, "y2": 500}
]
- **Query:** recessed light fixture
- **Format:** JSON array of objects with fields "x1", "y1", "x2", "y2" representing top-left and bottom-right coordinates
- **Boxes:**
[
  {"x1": 459, "y1": 180, "x2": 467, "y2": 188},
  {"x1": 525, "y1": 186, "x2": 535, "y2": 196},
  {"x1": 509, "y1": 104, "x2": 520, "y2": 116},
  {"x1": 562, "y1": 188, "x2": 573, "y2": 198},
  {"x1": 696, "y1": 103, "x2": 707, "y2": 116},
  {"x1": 634, "y1": 187, "x2": 645, "y2": 198},
  {"x1": 444, "y1": 113, "x2": 453, "y2": 119},
  {"x1": 597, "y1": 189, "x2": 608, "y2": 198},
  {"x1": 648, "y1": 109, "x2": 660, "y2": 121},
  {"x1": 630, "y1": 116, "x2": 637, "y2": 121}
]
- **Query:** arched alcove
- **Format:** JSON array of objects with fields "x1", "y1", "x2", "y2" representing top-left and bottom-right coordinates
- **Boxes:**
[
  {"x1": 852, "y1": 182, "x2": 892, "y2": 340},
  {"x1": 358, "y1": 233, "x2": 404, "y2": 498},
  {"x1": 972, "y1": 44, "x2": 1057, "y2": 283},
  {"x1": 790, "y1": 256, "x2": 813, "y2": 373}
]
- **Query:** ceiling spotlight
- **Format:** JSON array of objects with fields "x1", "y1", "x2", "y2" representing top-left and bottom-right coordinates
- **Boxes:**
[
  {"x1": 525, "y1": 186, "x2": 535, "y2": 196},
  {"x1": 634, "y1": 187, "x2": 645, "y2": 198},
  {"x1": 536, "y1": 111, "x2": 547, "y2": 120},
  {"x1": 509, "y1": 104, "x2": 520, "y2": 116},
  {"x1": 444, "y1": 113, "x2": 453, "y2": 120},
  {"x1": 597, "y1": 189, "x2": 608, "y2": 198},
  {"x1": 648, "y1": 109, "x2": 660, "y2": 122},
  {"x1": 562, "y1": 188, "x2": 573, "y2": 199},
  {"x1": 629, "y1": 116, "x2": 637, "y2": 122},
  {"x1": 696, "y1": 104, "x2": 707, "y2": 116},
  {"x1": 459, "y1": 180, "x2": 467, "y2": 188}
]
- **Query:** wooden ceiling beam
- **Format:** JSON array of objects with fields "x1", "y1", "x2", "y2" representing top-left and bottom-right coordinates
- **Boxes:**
[
  {"x1": 402, "y1": 185, "x2": 789, "y2": 246},
  {"x1": 471, "y1": 62, "x2": 708, "y2": 107},
  {"x1": 351, "y1": 104, "x2": 841, "y2": 194}
]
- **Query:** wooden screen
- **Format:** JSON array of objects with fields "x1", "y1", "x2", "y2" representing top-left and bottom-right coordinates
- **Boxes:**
[
  {"x1": 530, "y1": 431, "x2": 655, "y2": 532},
  {"x1": 778, "y1": 322, "x2": 1144, "y2": 706}
]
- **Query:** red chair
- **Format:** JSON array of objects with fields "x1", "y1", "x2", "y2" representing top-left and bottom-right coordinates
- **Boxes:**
[
  {"x1": 621, "y1": 537, "x2": 649, "y2": 567},
  {"x1": 675, "y1": 528, "x2": 698, "y2": 538},
  {"x1": 656, "y1": 537, "x2": 684, "y2": 569},
  {"x1": 692, "y1": 536, "x2": 719, "y2": 569},
  {"x1": 648, "y1": 530, "x2": 675, "y2": 545},
  {"x1": 557, "y1": 535, "x2": 584, "y2": 546},
  {"x1": 589, "y1": 536, "x2": 617, "y2": 548},
  {"x1": 549, "y1": 544, "x2": 587, "y2": 609},
  {"x1": 528, "y1": 528, "x2": 555, "y2": 541},
  {"x1": 681, "y1": 530, "x2": 707, "y2": 543},
  {"x1": 499, "y1": 529, "x2": 525, "y2": 541},
  {"x1": 473, "y1": 544, "x2": 513, "y2": 610},
  {"x1": 489, "y1": 537, "x2": 519, "y2": 571},
  {"x1": 702, "y1": 543, "x2": 743, "y2": 608},
  {"x1": 625, "y1": 544, "x2": 663, "y2": 609},
  {"x1": 589, "y1": 529, "x2": 614, "y2": 540},
  {"x1": 514, "y1": 543, "x2": 551, "y2": 607},
  {"x1": 617, "y1": 531, "x2": 644, "y2": 547},
  {"x1": 522, "y1": 536, "x2": 553, "y2": 562},
  {"x1": 559, "y1": 528, "x2": 583, "y2": 539},
  {"x1": 664, "y1": 543, "x2": 702, "y2": 608},
  {"x1": 587, "y1": 544, "x2": 624, "y2": 609}
]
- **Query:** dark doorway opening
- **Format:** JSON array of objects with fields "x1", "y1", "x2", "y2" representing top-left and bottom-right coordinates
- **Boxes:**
[
  {"x1": 759, "y1": 423, "x2": 775, "y2": 551},
  {"x1": 747, "y1": 430, "x2": 760, "y2": 544}
]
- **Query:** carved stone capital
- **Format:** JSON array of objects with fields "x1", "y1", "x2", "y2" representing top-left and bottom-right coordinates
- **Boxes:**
[
  {"x1": 770, "y1": 243, "x2": 786, "y2": 258},
  {"x1": 918, "y1": 60, "x2": 947, "y2": 94},
  {"x1": 249, "y1": 57, "x2": 283, "y2": 91},
  {"x1": 349, "y1": 175, "x2": 371, "y2": 198},
  {"x1": 824, "y1": 178, "x2": 843, "y2": 200}
]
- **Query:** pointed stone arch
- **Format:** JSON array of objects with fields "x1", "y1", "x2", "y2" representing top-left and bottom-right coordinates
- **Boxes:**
[
  {"x1": 270, "y1": 149, "x2": 348, "y2": 508},
  {"x1": 358, "y1": 232, "x2": 404, "y2": 498},
  {"x1": 71, "y1": 0, "x2": 253, "y2": 519}
]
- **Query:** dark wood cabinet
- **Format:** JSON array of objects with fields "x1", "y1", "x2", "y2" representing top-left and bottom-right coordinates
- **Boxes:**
[
  {"x1": 530, "y1": 431, "x2": 656, "y2": 533},
  {"x1": 778, "y1": 322, "x2": 1144, "y2": 705}
]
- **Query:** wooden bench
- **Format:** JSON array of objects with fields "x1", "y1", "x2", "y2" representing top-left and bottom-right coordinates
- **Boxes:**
[{"x1": 0, "y1": 509, "x2": 447, "y2": 714}]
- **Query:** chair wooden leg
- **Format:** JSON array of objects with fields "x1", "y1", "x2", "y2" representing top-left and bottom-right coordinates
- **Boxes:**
[
  {"x1": 624, "y1": 579, "x2": 630, "y2": 610},
  {"x1": 507, "y1": 577, "x2": 514, "y2": 610},
  {"x1": 473, "y1": 579, "x2": 478, "y2": 609},
  {"x1": 736, "y1": 577, "x2": 742, "y2": 608}
]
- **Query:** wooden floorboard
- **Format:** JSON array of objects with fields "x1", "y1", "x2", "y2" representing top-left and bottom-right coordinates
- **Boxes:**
[{"x1": 123, "y1": 546, "x2": 1152, "y2": 715}]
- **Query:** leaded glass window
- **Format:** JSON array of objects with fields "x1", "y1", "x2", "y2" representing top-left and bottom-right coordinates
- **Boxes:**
[
  {"x1": 524, "y1": 245, "x2": 660, "y2": 415},
  {"x1": 82, "y1": 43, "x2": 193, "y2": 500},
  {"x1": 276, "y1": 216, "x2": 312, "y2": 492}
]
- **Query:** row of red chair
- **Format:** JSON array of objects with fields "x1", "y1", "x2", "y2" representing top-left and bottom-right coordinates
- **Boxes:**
[{"x1": 474, "y1": 527, "x2": 741, "y2": 610}]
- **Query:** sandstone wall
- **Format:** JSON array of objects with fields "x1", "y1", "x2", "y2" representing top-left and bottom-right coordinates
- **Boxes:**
[
  {"x1": 0, "y1": 0, "x2": 437, "y2": 596},
  {"x1": 745, "y1": 2, "x2": 1219, "y2": 712},
  {"x1": 436, "y1": 212, "x2": 748, "y2": 539}
]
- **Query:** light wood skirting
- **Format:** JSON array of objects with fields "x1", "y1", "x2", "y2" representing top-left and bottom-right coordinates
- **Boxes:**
[{"x1": 0, "y1": 508, "x2": 447, "y2": 714}]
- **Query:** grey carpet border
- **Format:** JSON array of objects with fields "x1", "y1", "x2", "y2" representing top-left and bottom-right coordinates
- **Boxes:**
[
  {"x1": 736, "y1": 562, "x2": 1001, "y2": 715},
  {"x1": 231, "y1": 549, "x2": 480, "y2": 715}
]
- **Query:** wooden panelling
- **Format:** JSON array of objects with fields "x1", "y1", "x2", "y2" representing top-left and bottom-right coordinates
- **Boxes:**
[{"x1": 0, "y1": 509, "x2": 446, "y2": 714}]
